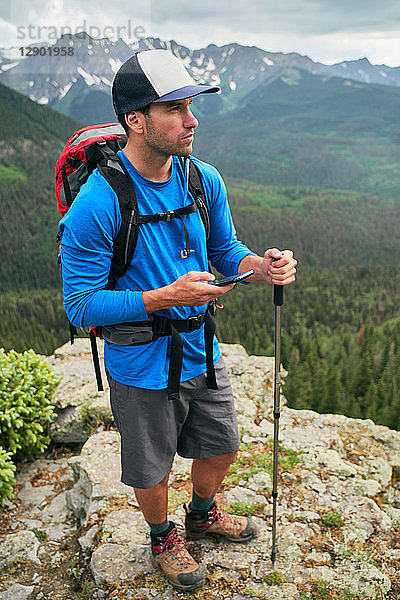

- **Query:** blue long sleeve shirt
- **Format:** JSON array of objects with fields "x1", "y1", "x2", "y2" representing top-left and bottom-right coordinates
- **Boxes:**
[{"x1": 59, "y1": 150, "x2": 254, "y2": 388}]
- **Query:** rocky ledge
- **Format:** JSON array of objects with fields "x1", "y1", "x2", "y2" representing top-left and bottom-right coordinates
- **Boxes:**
[{"x1": 0, "y1": 340, "x2": 399, "y2": 600}]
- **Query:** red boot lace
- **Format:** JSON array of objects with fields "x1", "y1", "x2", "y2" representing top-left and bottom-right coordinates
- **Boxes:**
[
  {"x1": 208, "y1": 496, "x2": 239, "y2": 534},
  {"x1": 161, "y1": 528, "x2": 194, "y2": 568}
]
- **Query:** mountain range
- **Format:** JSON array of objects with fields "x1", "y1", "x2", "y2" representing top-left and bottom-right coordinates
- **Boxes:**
[{"x1": 2, "y1": 33, "x2": 400, "y2": 124}]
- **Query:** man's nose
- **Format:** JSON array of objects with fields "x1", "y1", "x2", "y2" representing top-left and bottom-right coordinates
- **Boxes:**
[{"x1": 184, "y1": 108, "x2": 199, "y2": 129}]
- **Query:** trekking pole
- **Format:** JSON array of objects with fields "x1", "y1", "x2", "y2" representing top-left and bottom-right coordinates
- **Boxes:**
[{"x1": 271, "y1": 267, "x2": 283, "y2": 568}]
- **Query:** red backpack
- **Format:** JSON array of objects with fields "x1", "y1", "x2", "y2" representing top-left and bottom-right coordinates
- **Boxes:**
[{"x1": 55, "y1": 123, "x2": 127, "y2": 217}]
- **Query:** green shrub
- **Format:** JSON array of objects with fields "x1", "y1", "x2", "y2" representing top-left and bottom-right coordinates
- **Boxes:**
[
  {"x1": 320, "y1": 510, "x2": 344, "y2": 528},
  {"x1": 0, "y1": 446, "x2": 16, "y2": 505},
  {"x1": 227, "y1": 501, "x2": 266, "y2": 516},
  {"x1": 0, "y1": 348, "x2": 59, "y2": 461},
  {"x1": 264, "y1": 571, "x2": 287, "y2": 586}
]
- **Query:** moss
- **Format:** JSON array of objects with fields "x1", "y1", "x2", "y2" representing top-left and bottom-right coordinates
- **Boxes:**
[
  {"x1": 336, "y1": 545, "x2": 378, "y2": 567},
  {"x1": 228, "y1": 500, "x2": 266, "y2": 516},
  {"x1": 31, "y1": 528, "x2": 48, "y2": 541},
  {"x1": 263, "y1": 571, "x2": 287, "y2": 585},
  {"x1": 225, "y1": 439, "x2": 301, "y2": 486},
  {"x1": 309, "y1": 579, "x2": 363, "y2": 599},
  {"x1": 320, "y1": 510, "x2": 344, "y2": 529}
]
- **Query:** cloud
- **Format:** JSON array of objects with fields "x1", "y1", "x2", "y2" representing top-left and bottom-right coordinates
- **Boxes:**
[
  {"x1": 4, "y1": 0, "x2": 150, "y2": 37},
  {"x1": 149, "y1": 0, "x2": 400, "y2": 36},
  {"x1": 2, "y1": 0, "x2": 400, "y2": 66}
]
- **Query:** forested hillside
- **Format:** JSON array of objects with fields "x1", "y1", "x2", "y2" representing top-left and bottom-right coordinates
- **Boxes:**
[
  {"x1": 0, "y1": 83, "x2": 81, "y2": 291},
  {"x1": 226, "y1": 181, "x2": 400, "y2": 267},
  {"x1": 216, "y1": 266, "x2": 400, "y2": 429},
  {"x1": 195, "y1": 70, "x2": 400, "y2": 199}
]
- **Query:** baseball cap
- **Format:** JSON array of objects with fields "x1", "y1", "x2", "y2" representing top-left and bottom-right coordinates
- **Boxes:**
[{"x1": 112, "y1": 49, "x2": 220, "y2": 114}]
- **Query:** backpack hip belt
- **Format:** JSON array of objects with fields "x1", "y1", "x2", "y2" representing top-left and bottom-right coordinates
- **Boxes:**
[{"x1": 98, "y1": 304, "x2": 217, "y2": 401}]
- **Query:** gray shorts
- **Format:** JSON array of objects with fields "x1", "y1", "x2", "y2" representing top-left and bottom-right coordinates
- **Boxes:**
[{"x1": 106, "y1": 357, "x2": 240, "y2": 489}]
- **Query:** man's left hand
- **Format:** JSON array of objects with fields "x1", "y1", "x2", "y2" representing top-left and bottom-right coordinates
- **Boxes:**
[{"x1": 262, "y1": 248, "x2": 297, "y2": 286}]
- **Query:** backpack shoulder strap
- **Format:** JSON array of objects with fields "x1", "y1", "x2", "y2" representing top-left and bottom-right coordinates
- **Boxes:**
[
  {"x1": 97, "y1": 155, "x2": 139, "y2": 290},
  {"x1": 187, "y1": 159, "x2": 210, "y2": 241}
]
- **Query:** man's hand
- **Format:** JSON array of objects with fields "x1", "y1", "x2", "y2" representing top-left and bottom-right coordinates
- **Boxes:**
[
  {"x1": 168, "y1": 271, "x2": 234, "y2": 306},
  {"x1": 262, "y1": 248, "x2": 297, "y2": 286},
  {"x1": 238, "y1": 248, "x2": 297, "y2": 285},
  {"x1": 143, "y1": 271, "x2": 234, "y2": 314}
]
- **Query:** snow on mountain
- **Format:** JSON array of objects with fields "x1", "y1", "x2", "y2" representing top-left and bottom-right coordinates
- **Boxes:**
[{"x1": 1, "y1": 33, "x2": 400, "y2": 116}]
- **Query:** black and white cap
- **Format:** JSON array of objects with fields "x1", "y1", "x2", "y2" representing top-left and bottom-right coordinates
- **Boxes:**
[{"x1": 112, "y1": 49, "x2": 220, "y2": 114}]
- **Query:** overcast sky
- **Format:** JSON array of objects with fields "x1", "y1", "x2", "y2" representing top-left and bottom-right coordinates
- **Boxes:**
[{"x1": 1, "y1": 0, "x2": 400, "y2": 66}]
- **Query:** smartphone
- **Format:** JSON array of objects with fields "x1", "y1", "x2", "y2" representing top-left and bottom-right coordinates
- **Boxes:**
[{"x1": 213, "y1": 270, "x2": 254, "y2": 286}]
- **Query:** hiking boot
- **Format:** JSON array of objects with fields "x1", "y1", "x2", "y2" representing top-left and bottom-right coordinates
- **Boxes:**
[
  {"x1": 184, "y1": 497, "x2": 257, "y2": 543},
  {"x1": 150, "y1": 522, "x2": 205, "y2": 591}
]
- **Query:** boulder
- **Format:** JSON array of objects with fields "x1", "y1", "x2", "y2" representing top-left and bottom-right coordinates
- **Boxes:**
[{"x1": 0, "y1": 530, "x2": 40, "y2": 568}]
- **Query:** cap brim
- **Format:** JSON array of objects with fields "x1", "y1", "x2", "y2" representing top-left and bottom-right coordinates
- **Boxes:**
[{"x1": 153, "y1": 84, "x2": 220, "y2": 103}]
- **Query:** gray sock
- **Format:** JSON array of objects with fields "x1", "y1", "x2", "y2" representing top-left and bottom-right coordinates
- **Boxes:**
[
  {"x1": 191, "y1": 490, "x2": 215, "y2": 511},
  {"x1": 147, "y1": 519, "x2": 170, "y2": 536}
]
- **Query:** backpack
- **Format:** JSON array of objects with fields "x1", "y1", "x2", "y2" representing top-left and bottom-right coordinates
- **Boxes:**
[{"x1": 55, "y1": 123, "x2": 217, "y2": 400}]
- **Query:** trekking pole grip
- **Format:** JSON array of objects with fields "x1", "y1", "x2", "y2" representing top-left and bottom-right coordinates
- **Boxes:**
[{"x1": 272, "y1": 258, "x2": 283, "y2": 306}]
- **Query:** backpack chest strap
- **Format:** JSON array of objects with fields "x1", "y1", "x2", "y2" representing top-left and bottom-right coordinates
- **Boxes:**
[{"x1": 136, "y1": 202, "x2": 197, "y2": 225}]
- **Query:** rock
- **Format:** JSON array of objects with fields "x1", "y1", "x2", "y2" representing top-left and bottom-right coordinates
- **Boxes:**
[
  {"x1": 169, "y1": 455, "x2": 192, "y2": 481},
  {"x1": 79, "y1": 524, "x2": 100, "y2": 551},
  {"x1": 301, "y1": 472, "x2": 326, "y2": 494},
  {"x1": 383, "y1": 504, "x2": 400, "y2": 524},
  {"x1": 68, "y1": 431, "x2": 133, "y2": 520},
  {"x1": 7, "y1": 341, "x2": 396, "y2": 598},
  {"x1": 47, "y1": 338, "x2": 112, "y2": 444},
  {"x1": 66, "y1": 470, "x2": 97, "y2": 522},
  {"x1": 313, "y1": 449, "x2": 358, "y2": 477},
  {"x1": 383, "y1": 486, "x2": 400, "y2": 508},
  {"x1": 244, "y1": 583, "x2": 300, "y2": 599},
  {"x1": 342, "y1": 519, "x2": 374, "y2": 543},
  {"x1": 219, "y1": 343, "x2": 287, "y2": 425},
  {"x1": 273, "y1": 530, "x2": 303, "y2": 569},
  {"x1": 312, "y1": 560, "x2": 391, "y2": 597},
  {"x1": 49, "y1": 383, "x2": 113, "y2": 444},
  {"x1": 258, "y1": 419, "x2": 274, "y2": 436},
  {"x1": 345, "y1": 478, "x2": 381, "y2": 498},
  {"x1": 90, "y1": 543, "x2": 152, "y2": 584},
  {"x1": 201, "y1": 546, "x2": 258, "y2": 571},
  {"x1": 224, "y1": 486, "x2": 266, "y2": 505},
  {"x1": 17, "y1": 481, "x2": 55, "y2": 506},
  {"x1": 0, "y1": 583, "x2": 35, "y2": 600},
  {"x1": 101, "y1": 509, "x2": 148, "y2": 546},
  {"x1": 18, "y1": 518, "x2": 43, "y2": 529},
  {"x1": 41, "y1": 491, "x2": 72, "y2": 524},
  {"x1": 340, "y1": 497, "x2": 391, "y2": 533},
  {"x1": 282, "y1": 522, "x2": 313, "y2": 545},
  {"x1": 290, "y1": 509, "x2": 320, "y2": 523},
  {"x1": 247, "y1": 471, "x2": 272, "y2": 492},
  {"x1": 361, "y1": 456, "x2": 392, "y2": 490},
  {"x1": 305, "y1": 550, "x2": 331, "y2": 565},
  {"x1": 0, "y1": 530, "x2": 40, "y2": 568}
]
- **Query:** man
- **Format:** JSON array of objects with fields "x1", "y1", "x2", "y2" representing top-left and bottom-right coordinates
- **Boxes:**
[{"x1": 59, "y1": 49, "x2": 297, "y2": 592}]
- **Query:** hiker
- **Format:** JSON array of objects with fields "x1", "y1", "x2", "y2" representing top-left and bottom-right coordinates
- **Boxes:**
[{"x1": 59, "y1": 49, "x2": 297, "y2": 592}]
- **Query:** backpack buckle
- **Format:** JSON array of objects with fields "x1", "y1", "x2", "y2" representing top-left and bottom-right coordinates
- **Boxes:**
[
  {"x1": 186, "y1": 314, "x2": 204, "y2": 333},
  {"x1": 163, "y1": 210, "x2": 174, "y2": 221}
]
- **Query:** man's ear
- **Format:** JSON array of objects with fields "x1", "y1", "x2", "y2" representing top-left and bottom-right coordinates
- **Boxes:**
[{"x1": 126, "y1": 111, "x2": 143, "y2": 133}]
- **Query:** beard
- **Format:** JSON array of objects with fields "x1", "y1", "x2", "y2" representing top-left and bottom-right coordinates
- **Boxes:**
[{"x1": 143, "y1": 115, "x2": 193, "y2": 157}]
